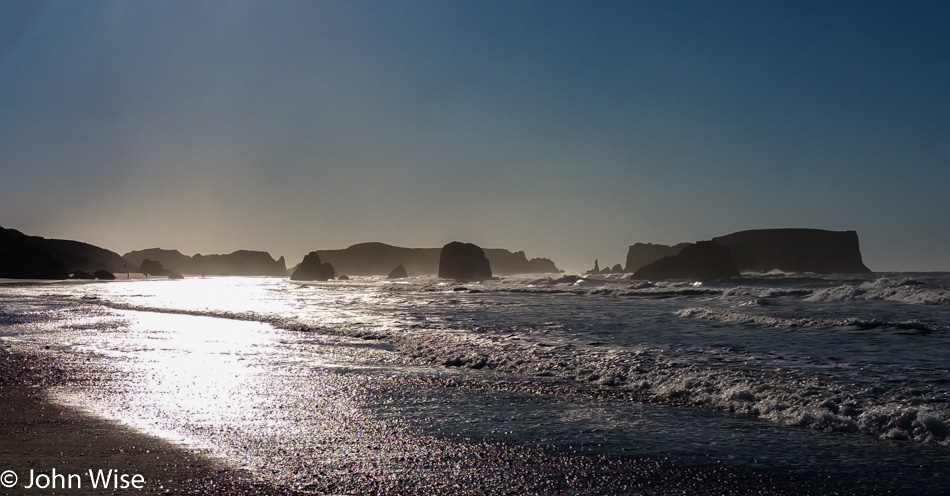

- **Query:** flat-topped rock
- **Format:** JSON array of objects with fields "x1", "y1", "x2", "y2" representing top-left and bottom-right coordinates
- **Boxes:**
[
  {"x1": 712, "y1": 228, "x2": 871, "y2": 274},
  {"x1": 628, "y1": 228, "x2": 872, "y2": 280}
]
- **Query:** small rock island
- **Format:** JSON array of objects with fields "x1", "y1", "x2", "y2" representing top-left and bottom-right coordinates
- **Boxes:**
[{"x1": 438, "y1": 242, "x2": 493, "y2": 281}]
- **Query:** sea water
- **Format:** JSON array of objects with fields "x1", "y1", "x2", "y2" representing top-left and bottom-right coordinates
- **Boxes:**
[{"x1": 2, "y1": 273, "x2": 950, "y2": 494}]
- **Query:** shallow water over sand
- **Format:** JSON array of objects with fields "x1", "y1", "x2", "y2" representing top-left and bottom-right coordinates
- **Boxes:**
[{"x1": 3, "y1": 275, "x2": 950, "y2": 493}]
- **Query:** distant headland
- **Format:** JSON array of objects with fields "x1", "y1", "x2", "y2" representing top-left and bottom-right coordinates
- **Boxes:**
[
  {"x1": 614, "y1": 228, "x2": 872, "y2": 280},
  {"x1": 1, "y1": 224, "x2": 871, "y2": 281}
]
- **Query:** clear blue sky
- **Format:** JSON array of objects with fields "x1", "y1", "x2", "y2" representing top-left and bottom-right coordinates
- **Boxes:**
[{"x1": 2, "y1": 1, "x2": 948, "y2": 271}]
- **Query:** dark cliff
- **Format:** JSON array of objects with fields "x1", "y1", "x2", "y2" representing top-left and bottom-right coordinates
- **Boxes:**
[
  {"x1": 1, "y1": 226, "x2": 127, "y2": 279},
  {"x1": 629, "y1": 228, "x2": 872, "y2": 280},
  {"x1": 632, "y1": 241, "x2": 739, "y2": 280},
  {"x1": 624, "y1": 242, "x2": 692, "y2": 273},
  {"x1": 712, "y1": 229, "x2": 871, "y2": 274},
  {"x1": 123, "y1": 248, "x2": 286, "y2": 276}
]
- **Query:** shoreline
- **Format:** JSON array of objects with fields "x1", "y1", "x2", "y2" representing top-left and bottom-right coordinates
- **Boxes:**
[{"x1": 0, "y1": 345, "x2": 299, "y2": 495}]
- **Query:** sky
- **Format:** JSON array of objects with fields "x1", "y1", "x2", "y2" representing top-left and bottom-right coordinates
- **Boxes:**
[{"x1": 1, "y1": 1, "x2": 949, "y2": 272}]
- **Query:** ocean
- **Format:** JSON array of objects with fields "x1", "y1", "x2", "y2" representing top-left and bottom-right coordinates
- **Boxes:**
[{"x1": 2, "y1": 272, "x2": 950, "y2": 494}]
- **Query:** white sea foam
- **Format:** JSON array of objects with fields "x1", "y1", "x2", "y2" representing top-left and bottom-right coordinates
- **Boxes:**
[
  {"x1": 6, "y1": 274, "x2": 950, "y2": 449},
  {"x1": 806, "y1": 278, "x2": 950, "y2": 306},
  {"x1": 675, "y1": 306, "x2": 947, "y2": 332}
]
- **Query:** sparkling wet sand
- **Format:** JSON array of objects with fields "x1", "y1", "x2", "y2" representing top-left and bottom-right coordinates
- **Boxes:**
[
  {"x1": 1, "y1": 343, "x2": 899, "y2": 496},
  {"x1": 0, "y1": 346, "x2": 298, "y2": 495}
]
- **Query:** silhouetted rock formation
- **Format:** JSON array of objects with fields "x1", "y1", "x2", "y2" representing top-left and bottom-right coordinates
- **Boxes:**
[
  {"x1": 290, "y1": 252, "x2": 335, "y2": 281},
  {"x1": 633, "y1": 241, "x2": 740, "y2": 280},
  {"x1": 439, "y1": 242, "x2": 492, "y2": 281},
  {"x1": 483, "y1": 249, "x2": 561, "y2": 274},
  {"x1": 318, "y1": 243, "x2": 436, "y2": 276},
  {"x1": 188, "y1": 251, "x2": 286, "y2": 276},
  {"x1": 611, "y1": 264, "x2": 623, "y2": 273},
  {"x1": 314, "y1": 243, "x2": 559, "y2": 276},
  {"x1": 71, "y1": 270, "x2": 95, "y2": 280},
  {"x1": 586, "y1": 259, "x2": 601, "y2": 275},
  {"x1": 387, "y1": 265, "x2": 408, "y2": 279},
  {"x1": 337, "y1": 275, "x2": 349, "y2": 280},
  {"x1": 140, "y1": 259, "x2": 167, "y2": 276},
  {"x1": 123, "y1": 249, "x2": 191, "y2": 274},
  {"x1": 625, "y1": 243, "x2": 692, "y2": 273},
  {"x1": 124, "y1": 248, "x2": 286, "y2": 276},
  {"x1": 628, "y1": 228, "x2": 872, "y2": 280},
  {"x1": 0, "y1": 225, "x2": 125, "y2": 279},
  {"x1": 168, "y1": 272, "x2": 185, "y2": 280},
  {"x1": 711, "y1": 229, "x2": 871, "y2": 274}
]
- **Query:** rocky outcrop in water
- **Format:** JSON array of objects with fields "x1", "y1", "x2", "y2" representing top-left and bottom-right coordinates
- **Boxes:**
[
  {"x1": 439, "y1": 242, "x2": 492, "y2": 281},
  {"x1": 313, "y1": 242, "x2": 559, "y2": 276},
  {"x1": 124, "y1": 248, "x2": 286, "y2": 276},
  {"x1": 387, "y1": 265, "x2": 408, "y2": 279},
  {"x1": 633, "y1": 241, "x2": 739, "y2": 280},
  {"x1": 482, "y1": 249, "x2": 561, "y2": 274},
  {"x1": 0, "y1": 225, "x2": 125, "y2": 279},
  {"x1": 711, "y1": 229, "x2": 871, "y2": 274},
  {"x1": 586, "y1": 259, "x2": 601, "y2": 275},
  {"x1": 624, "y1": 242, "x2": 692, "y2": 273},
  {"x1": 629, "y1": 228, "x2": 872, "y2": 280},
  {"x1": 290, "y1": 252, "x2": 335, "y2": 281}
]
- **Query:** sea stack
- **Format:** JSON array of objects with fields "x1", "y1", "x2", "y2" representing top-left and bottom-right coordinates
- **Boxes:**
[
  {"x1": 711, "y1": 229, "x2": 871, "y2": 274},
  {"x1": 290, "y1": 252, "x2": 336, "y2": 281},
  {"x1": 628, "y1": 228, "x2": 872, "y2": 280},
  {"x1": 438, "y1": 242, "x2": 492, "y2": 281},
  {"x1": 633, "y1": 241, "x2": 740, "y2": 280},
  {"x1": 387, "y1": 264, "x2": 408, "y2": 279}
]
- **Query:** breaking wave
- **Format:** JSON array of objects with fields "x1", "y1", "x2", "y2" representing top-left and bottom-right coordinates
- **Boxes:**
[
  {"x1": 676, "y1": 307, "x2": 949, "y2": 333},
  {"x1": 806, "y1": 278, "x2": 950, "y2": 306},
  {"x1": 93, "y1": 297, "x2": 950, "y2": 447}
]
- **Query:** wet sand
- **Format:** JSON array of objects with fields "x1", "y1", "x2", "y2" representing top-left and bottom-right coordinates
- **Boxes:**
[
  {"x1": 1, "y1": 344, "x2": 900, "y2": 496},
  {"x1": 0, "y1": 346, "x2": 299, "y2": 495}
]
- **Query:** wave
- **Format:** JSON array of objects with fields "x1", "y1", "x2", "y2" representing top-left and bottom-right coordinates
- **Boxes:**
[
  {"x1": 88, "y1": 299, "x2": 950, "y2": 447},
  {"x1": 806, "y1": 278, "x2": 950, "y2": 306},
  {"x1": 676, "y1": 306, "x2": 948, "y2": 333}
]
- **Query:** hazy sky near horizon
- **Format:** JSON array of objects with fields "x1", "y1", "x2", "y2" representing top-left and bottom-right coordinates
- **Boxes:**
[{"x1": 2, "y1": 1, "x2": 949, "y2": 271}]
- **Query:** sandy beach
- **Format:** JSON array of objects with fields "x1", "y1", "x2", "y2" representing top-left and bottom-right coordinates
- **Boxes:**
[
  {"x1": 0, "y1": 346, "x2": 299, "y2": 495},
  {"x1": 0, "y1": 339, "x2": 899, "y2": 496}
]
